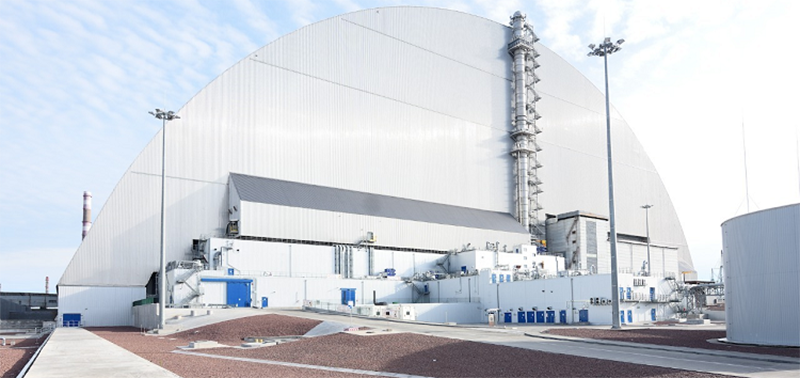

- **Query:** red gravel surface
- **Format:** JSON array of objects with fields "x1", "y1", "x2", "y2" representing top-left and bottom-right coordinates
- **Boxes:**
[
  {"x1": 91, "y1": 314, "x2": 730, "y2": 378},
  {"x1": 545, "y1": 328, "x2": 800, "y2": 358},
  {"x1": 0, "y1": 335, "x2": 47, "y2": 378},
  {"x1": 91, "y1": 314, "x2": 370, "y2": 378}
]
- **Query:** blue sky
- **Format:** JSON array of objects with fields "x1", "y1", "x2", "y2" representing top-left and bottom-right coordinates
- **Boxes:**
[{"x1": 1, "y1": 0, "x2": 798, "y2": 292}]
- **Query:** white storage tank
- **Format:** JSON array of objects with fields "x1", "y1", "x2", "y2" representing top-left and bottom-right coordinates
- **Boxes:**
[{"x1": 721, "y1": 203, "x2": 799, "y2": 347}]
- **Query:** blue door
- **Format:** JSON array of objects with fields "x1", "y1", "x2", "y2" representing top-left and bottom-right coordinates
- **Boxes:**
[
  {"x1": 526, "y1": 311, "x2": 535, "y2": 323},
  {"x1": 627, "y1": 310, "x2": 633, "y2": 323},
  {"x1": 559, "y1": 310, "x2": 567, "y2": 323},
  {"x1": 227, "y1": 282, "x2": 251, "y2": 307},
  {"x1": 621, "y1": 311, "x2": 626, "y2": 323},
  {"x1": 518, "y1": 311, "x2": 526, "y2": 323},
  {"x1": 262, "y1": 297, "x2": 268, "y2": 308},
  {"x1": 650, "y1": 287, "x2": 656, "y2": 302},
  {"x1": 504, "y1": 312, "x2": 512, "y2": 323},
  {"x1": 546, "y1": 311, "x2": 555, "y2": 323},
  {"x1": 63, "y1": 313, "x2": 81, "y2": 327},
  {"x1": 579, "y1": 309, "x2": 589, "y2": 322},
  {"x1": 536, "y1": 311, "x2": 545, "y2": 323},
  {"x1": 626, "y1": 287, "x2": 632, "y2": 300},
  {"x1": 651, "y1": 308, "x2": 656, "y2": 321}
]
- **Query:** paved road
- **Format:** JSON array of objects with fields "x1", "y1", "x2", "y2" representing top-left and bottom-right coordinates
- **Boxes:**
[{"x1": 269, "y1": 308, "x2": 800, "y2": 378}]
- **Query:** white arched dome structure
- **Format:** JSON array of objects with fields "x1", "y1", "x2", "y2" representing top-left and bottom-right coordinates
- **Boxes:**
[{"x1": 59, "y1": 7, "x2": 692, "y2": 326}]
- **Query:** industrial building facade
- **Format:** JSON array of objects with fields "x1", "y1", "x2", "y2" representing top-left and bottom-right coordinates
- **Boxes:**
[{"x1": 58, "y1": 7, "x2": 692, "y2": 327}]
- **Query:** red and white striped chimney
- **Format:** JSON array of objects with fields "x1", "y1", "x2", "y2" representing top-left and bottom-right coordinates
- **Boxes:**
[{"x1": 82, "y1": 191, "x2": 92, "y2": 239}]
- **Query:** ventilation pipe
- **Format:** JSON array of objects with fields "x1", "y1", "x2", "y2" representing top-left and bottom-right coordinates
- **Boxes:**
[{"x1": 82, "y1": 191, "x2": 92, "y2": 239}]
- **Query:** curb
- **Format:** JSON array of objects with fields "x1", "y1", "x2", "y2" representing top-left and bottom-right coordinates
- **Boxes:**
[{"x1": 524, "y1": 332, "x2": 800, "y2": 365}]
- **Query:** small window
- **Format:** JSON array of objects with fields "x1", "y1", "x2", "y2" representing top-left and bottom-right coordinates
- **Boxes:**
[{"x1": 406, "y1": 311, "x2": 410, "y2": 316}]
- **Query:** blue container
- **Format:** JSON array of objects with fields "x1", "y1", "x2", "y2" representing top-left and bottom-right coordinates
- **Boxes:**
[
  {"x1": 627, "y1": 310, "x2": 633, "y2": 323},
  {"x1": 546, "y1": 310, "x2": 555, "y2": 323},
  {"x1": 578, "y1": 309, "x2": 588, "y2": 322},
  {"x1": 559, "y1": 310, "x2": 567, "y2": 324},
  {"x1": 651, "y1": 308, "x2": 656, "y2": 321},
  {"x1": 504, "y1": 312, "x2": 512, "y2": 323},
  {"x1": 518, "y1": 311, "x2": 526, "y2": 323},
  {"x1": 526, "y1": 311, "x2": 535, "y2": 323},
  {"x1": 536, "y1": 311, "x2": 545, "y2": 323},
  {"x1": 340, "y1": 288, "x2": 356, "y2": 305}
]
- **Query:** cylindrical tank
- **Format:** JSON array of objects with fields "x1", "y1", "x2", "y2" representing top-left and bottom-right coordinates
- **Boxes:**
[{"x1": 721, "y1": 203, "x2": 799, "y2": 346}]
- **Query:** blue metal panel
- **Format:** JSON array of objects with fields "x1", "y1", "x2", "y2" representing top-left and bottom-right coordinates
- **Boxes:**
[
  {"x1": 627, "y1": 310, "x2": 633, "y2": 323},
  {"x1": 340, "y1": 288, "x2": 356, "y2": 305},
  {"x1": 536, "y1": 311, "x2": 545, "y2": 323},
  {"x1": 579, "y1": 309, "x2": 589, "y2": 323},
  {"x1": 504, "y1": 312, "x2": 512, "y2": 323},
  {"x1": 63, "y1": 313, "x2": 81, "y2": 327},
  {"x1": 226, "y1": 282, "x2": 251, "y2": 307},
  {"x1": 526, "y1": 311, "x2": 535, "y2": 323},
  {"x1": 546, "y1": 310, "x2": 555, "y2": 323},
  {"x1": 559, "y1": 310, "x2": 567, "y2": 323},
  {"x1": 518, "y1": 311, "x2": 526, "y2": 323}
]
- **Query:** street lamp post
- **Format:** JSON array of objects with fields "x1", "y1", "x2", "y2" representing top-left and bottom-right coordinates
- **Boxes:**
[
  {"x1": 149, "y1": 108, "x2": 180, "y2": 330},
  {"x1": 642, "y1": 204, "x2": 653, "y2": 276},
  {"x1": 588, "y1": 37, "x2": 624, "y2": 329}
]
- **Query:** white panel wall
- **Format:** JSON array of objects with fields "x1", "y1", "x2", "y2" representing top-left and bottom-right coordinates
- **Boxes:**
[
  {"x1": 239, "y1": 202, "x2": 529, "y2": 254},
  {"x1": 722, "y1": 204, "x2": 800, "y2": 347},
  {"x1": 252, "y1": 277, "x2": 412, "y2": 307},
  {"x1": 60, "y1": 7, "x2": 692, "y2": 306},
  {"x1": 58, "y1": 286, "x2": 145, "y2": 327}
]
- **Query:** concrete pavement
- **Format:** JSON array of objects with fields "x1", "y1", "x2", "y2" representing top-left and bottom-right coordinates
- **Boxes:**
[
  {"x1": 24, "y1": 327, "x2": 179, "y2": 378},
  {"x1": 269, "y1": 309, "x2": 800, "y2": 378}
]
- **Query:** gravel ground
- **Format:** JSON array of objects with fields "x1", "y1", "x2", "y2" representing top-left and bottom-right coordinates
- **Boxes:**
[
  {"x1": 0, "y1": 335, "x2": 47, "y2": 378},
  {"x1": 91, "y1": 314, "x2": 371, "y2": 378},
  {"x1": 545, "y1": 328, "x2": 800, "y2": 358},
  {"x1": 91, "y1": 314, "x2": 731, "y2": 378}
]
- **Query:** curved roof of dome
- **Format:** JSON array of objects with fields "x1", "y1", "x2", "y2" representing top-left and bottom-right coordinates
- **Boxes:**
[{"x1": 61, "y1": 6, "x2": 691, "y2": 286}]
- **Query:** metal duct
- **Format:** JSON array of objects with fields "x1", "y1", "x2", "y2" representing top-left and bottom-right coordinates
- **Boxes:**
[{"x1": 508, "y1": 11, "x2": 543, "y2": 240}]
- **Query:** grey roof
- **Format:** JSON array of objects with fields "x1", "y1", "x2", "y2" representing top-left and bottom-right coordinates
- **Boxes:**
[{"x1": 230, "y1": 173, "x2": 528, "y2": 234}]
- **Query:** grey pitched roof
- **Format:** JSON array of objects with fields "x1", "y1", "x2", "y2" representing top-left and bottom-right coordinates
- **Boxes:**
[{"x1": 230, "y1": 173, "x2": 528, "y2": 234}]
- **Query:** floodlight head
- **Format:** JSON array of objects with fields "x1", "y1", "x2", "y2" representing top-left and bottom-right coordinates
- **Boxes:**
[
  {"x1": 604, "y1": 37, "x2": 611, "y2": 43},
  {"x1": 588, "y1": 44, "x2": 596, "y2": 50},
  {"x1": 617, "y1": 39, "x2": 625, "y2": 45}
]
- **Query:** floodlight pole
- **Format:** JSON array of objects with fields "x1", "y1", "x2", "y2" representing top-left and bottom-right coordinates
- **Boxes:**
[
  {"x1": 588, "y1": 37, "x2": 624, "y2": 329},
  {"x1": 642, "y1": 204, "x2": 653, "y2": 276},
  {"x1": 149, "y1": 108, "x2": 180, "y2": 331}
]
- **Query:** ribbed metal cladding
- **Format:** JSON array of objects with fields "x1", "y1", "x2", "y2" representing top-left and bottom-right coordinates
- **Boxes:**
[
  {"x1": 722, "y1": 204, "x2": 800, "y2": 347},
  {"x1": 60, "y1": 7, "x2": 693, "y2": 287}
]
